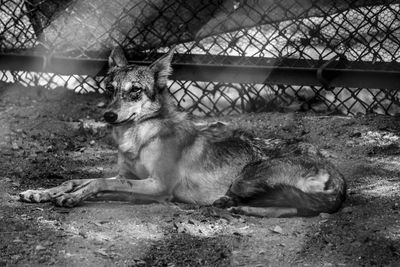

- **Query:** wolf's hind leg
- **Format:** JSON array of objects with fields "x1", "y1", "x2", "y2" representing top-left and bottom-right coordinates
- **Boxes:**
[{"x1": 19, "y1": 179, "x2": 93, "y2": 203}]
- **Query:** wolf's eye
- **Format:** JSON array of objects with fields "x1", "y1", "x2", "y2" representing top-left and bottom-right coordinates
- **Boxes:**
[
  {"x1": 104, "y1": 82, "x2": 116, "y2": 98},
  {"x1": 130, "y1": 86, "x2": 141, "y2": 92},
  {"x1": 128, "y1": 90, "x2": 141, "y2": 100}
]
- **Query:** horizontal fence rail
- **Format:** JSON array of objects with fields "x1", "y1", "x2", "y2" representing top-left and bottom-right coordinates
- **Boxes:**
[{"x1": 1, "y1": 53, "x2": 400, "y2": 90}]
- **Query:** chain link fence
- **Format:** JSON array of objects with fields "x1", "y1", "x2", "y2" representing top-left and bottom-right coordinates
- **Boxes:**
[{"x1": 1, "y1": 0, "x2": 400, "y2": 116}]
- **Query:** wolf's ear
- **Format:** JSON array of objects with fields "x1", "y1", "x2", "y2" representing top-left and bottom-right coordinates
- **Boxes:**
[
  {"x1": 109, "y1": 46, "x2": 128, "y2": 68},
  {"x1": 150, "y1": 46, "x2": 175, "y2": 88}
]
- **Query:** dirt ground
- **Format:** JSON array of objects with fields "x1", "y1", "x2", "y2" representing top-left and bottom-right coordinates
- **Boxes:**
[{"x1": 1, "y1": 82, "x2": 400, "y2": 266}]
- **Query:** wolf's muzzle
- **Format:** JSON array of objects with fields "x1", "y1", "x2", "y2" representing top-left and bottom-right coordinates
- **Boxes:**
[{"x1": 104, "y1": 111, "x2": 118, "y2": 123}]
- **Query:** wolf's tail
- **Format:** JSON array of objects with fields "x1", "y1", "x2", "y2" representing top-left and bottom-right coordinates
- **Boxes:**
[{"x1": 241, "y1": 184, "x2": 346, "y2": 217}]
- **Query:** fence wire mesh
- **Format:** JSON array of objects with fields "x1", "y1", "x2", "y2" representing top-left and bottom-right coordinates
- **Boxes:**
[{"x1": 1, "y1": 0, "x2": 400, "y2": 116}]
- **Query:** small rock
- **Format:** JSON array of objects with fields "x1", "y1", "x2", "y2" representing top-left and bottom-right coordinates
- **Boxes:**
[
  {"x1": 187, "y1": 219, "x2": 199, "y2": 225},
  {"x1": 349, "y1": 132, "x2": 362, "y2": 138},
  {"x1": 271, "y1": 225, "x2": 284, "y2": 234},
  {"x1": 35, "y1": 245, "x2": 46, "y2": 251},
  {"x1": 95, "y1": 249, "x2": 110, "y2": 257},
  {"x1": 392, "y1": 203, "x2": 399, "y2": 210},
  {"x1": 133, "y1": 259, "x2": 146, "y2": 265},
  {"x1": 90, "y1": 221, "x2": 102, "y2": 227},
  {"x1": 64, "y1": 252, "x2": 73, "y2": 257},
  {"x1": 12, "y1": 182, "x2": 20, "y2": 187},
  {"x1": 79, "y1": 231, "x2": 88, "y2": 239},
  {"x1": 351, "y1": 241, "x2": 362, "y2": 247},
  {"x1": 97, "y1": 102, "x2": 106, "y2": 108},
  {"x1": 341, "y1": 206, "x2": 353, "y2": 213},
  {"x1": 173, "y1": 221, "x2": 187, "y2": 233},
  {"x1": 11, "y1": 142, "x2": 19, "y2": 150},
  {"x1": 42, "y1": 241, "x2": 53, "y2": 246},
  {"x1": 89, "y1": 140, "x2": 96, "y2": 145}
]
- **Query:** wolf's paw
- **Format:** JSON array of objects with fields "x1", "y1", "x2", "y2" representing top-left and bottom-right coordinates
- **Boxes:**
[
  {"x1": 227, "y1": 206, "x2": 244, "y2": 214},
  {"x1": 19, "y1": 189, "x2": 52, "y2": 203},
  {"x1": 53, "y1": 193, "x2": 82, "y2": 208},
  {"x1": 213, "y1": 196, "x2": 237, "y2": 209},
  {"x1": 19, "y1": 180, "x2": 83, "y2": 204}
]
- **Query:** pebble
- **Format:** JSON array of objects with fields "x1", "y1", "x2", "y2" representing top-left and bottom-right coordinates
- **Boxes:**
[
  {"x1": 97, "y1": 102, "x2": 106, "y2": 108},
  {"x1": 35, "y1": 245, "x2": 46, "y2": 251},
  {"x1": 271, "y1": 225, "x2": 284, "y2": 234},
  {"x1": 341, "y1": 206, "x2": 353, "y2": 213},
  {"x1": 95, "y1": 249, "x2": 109, "y2": 257},
  {"x1": 79, "y1": 231, "x2": 88, "y2": 239},
  {"x1": 11, "y1": 142, "x2": 19, "y2": 150},
  {"x1": 349, "y1": 131, "x2": 362, "y2": 138}
]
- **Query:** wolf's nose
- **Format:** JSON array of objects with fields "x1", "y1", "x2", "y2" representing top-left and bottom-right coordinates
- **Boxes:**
[{"x1": 104, "y1": 111, "x2": 118, "y2": 123}]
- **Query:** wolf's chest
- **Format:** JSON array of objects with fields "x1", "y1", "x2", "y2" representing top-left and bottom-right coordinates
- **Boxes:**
[
  {"x1": 118, "y1": 148, "x2": 151, "y2": 179},
  {"x1": 118, "y1": 136, "x2": 167, "y2": 179},
  {"x1": 115, "y1": 127, "x2": 148, "y2": 157}
]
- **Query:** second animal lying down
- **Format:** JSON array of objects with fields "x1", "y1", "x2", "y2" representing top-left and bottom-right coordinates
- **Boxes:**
[{"x1": 19, "y1": 47, "x2": 346, "y2": 217}]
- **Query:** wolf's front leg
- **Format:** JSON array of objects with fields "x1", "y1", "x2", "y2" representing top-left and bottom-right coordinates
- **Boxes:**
[{"x1": 22, "y1": 177, "x2": 168, "y2": 207}]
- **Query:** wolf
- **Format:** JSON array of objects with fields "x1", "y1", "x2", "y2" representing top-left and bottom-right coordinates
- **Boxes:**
[{"x1": 19, "y1": 47, "x2": 346, "y2": 217}]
